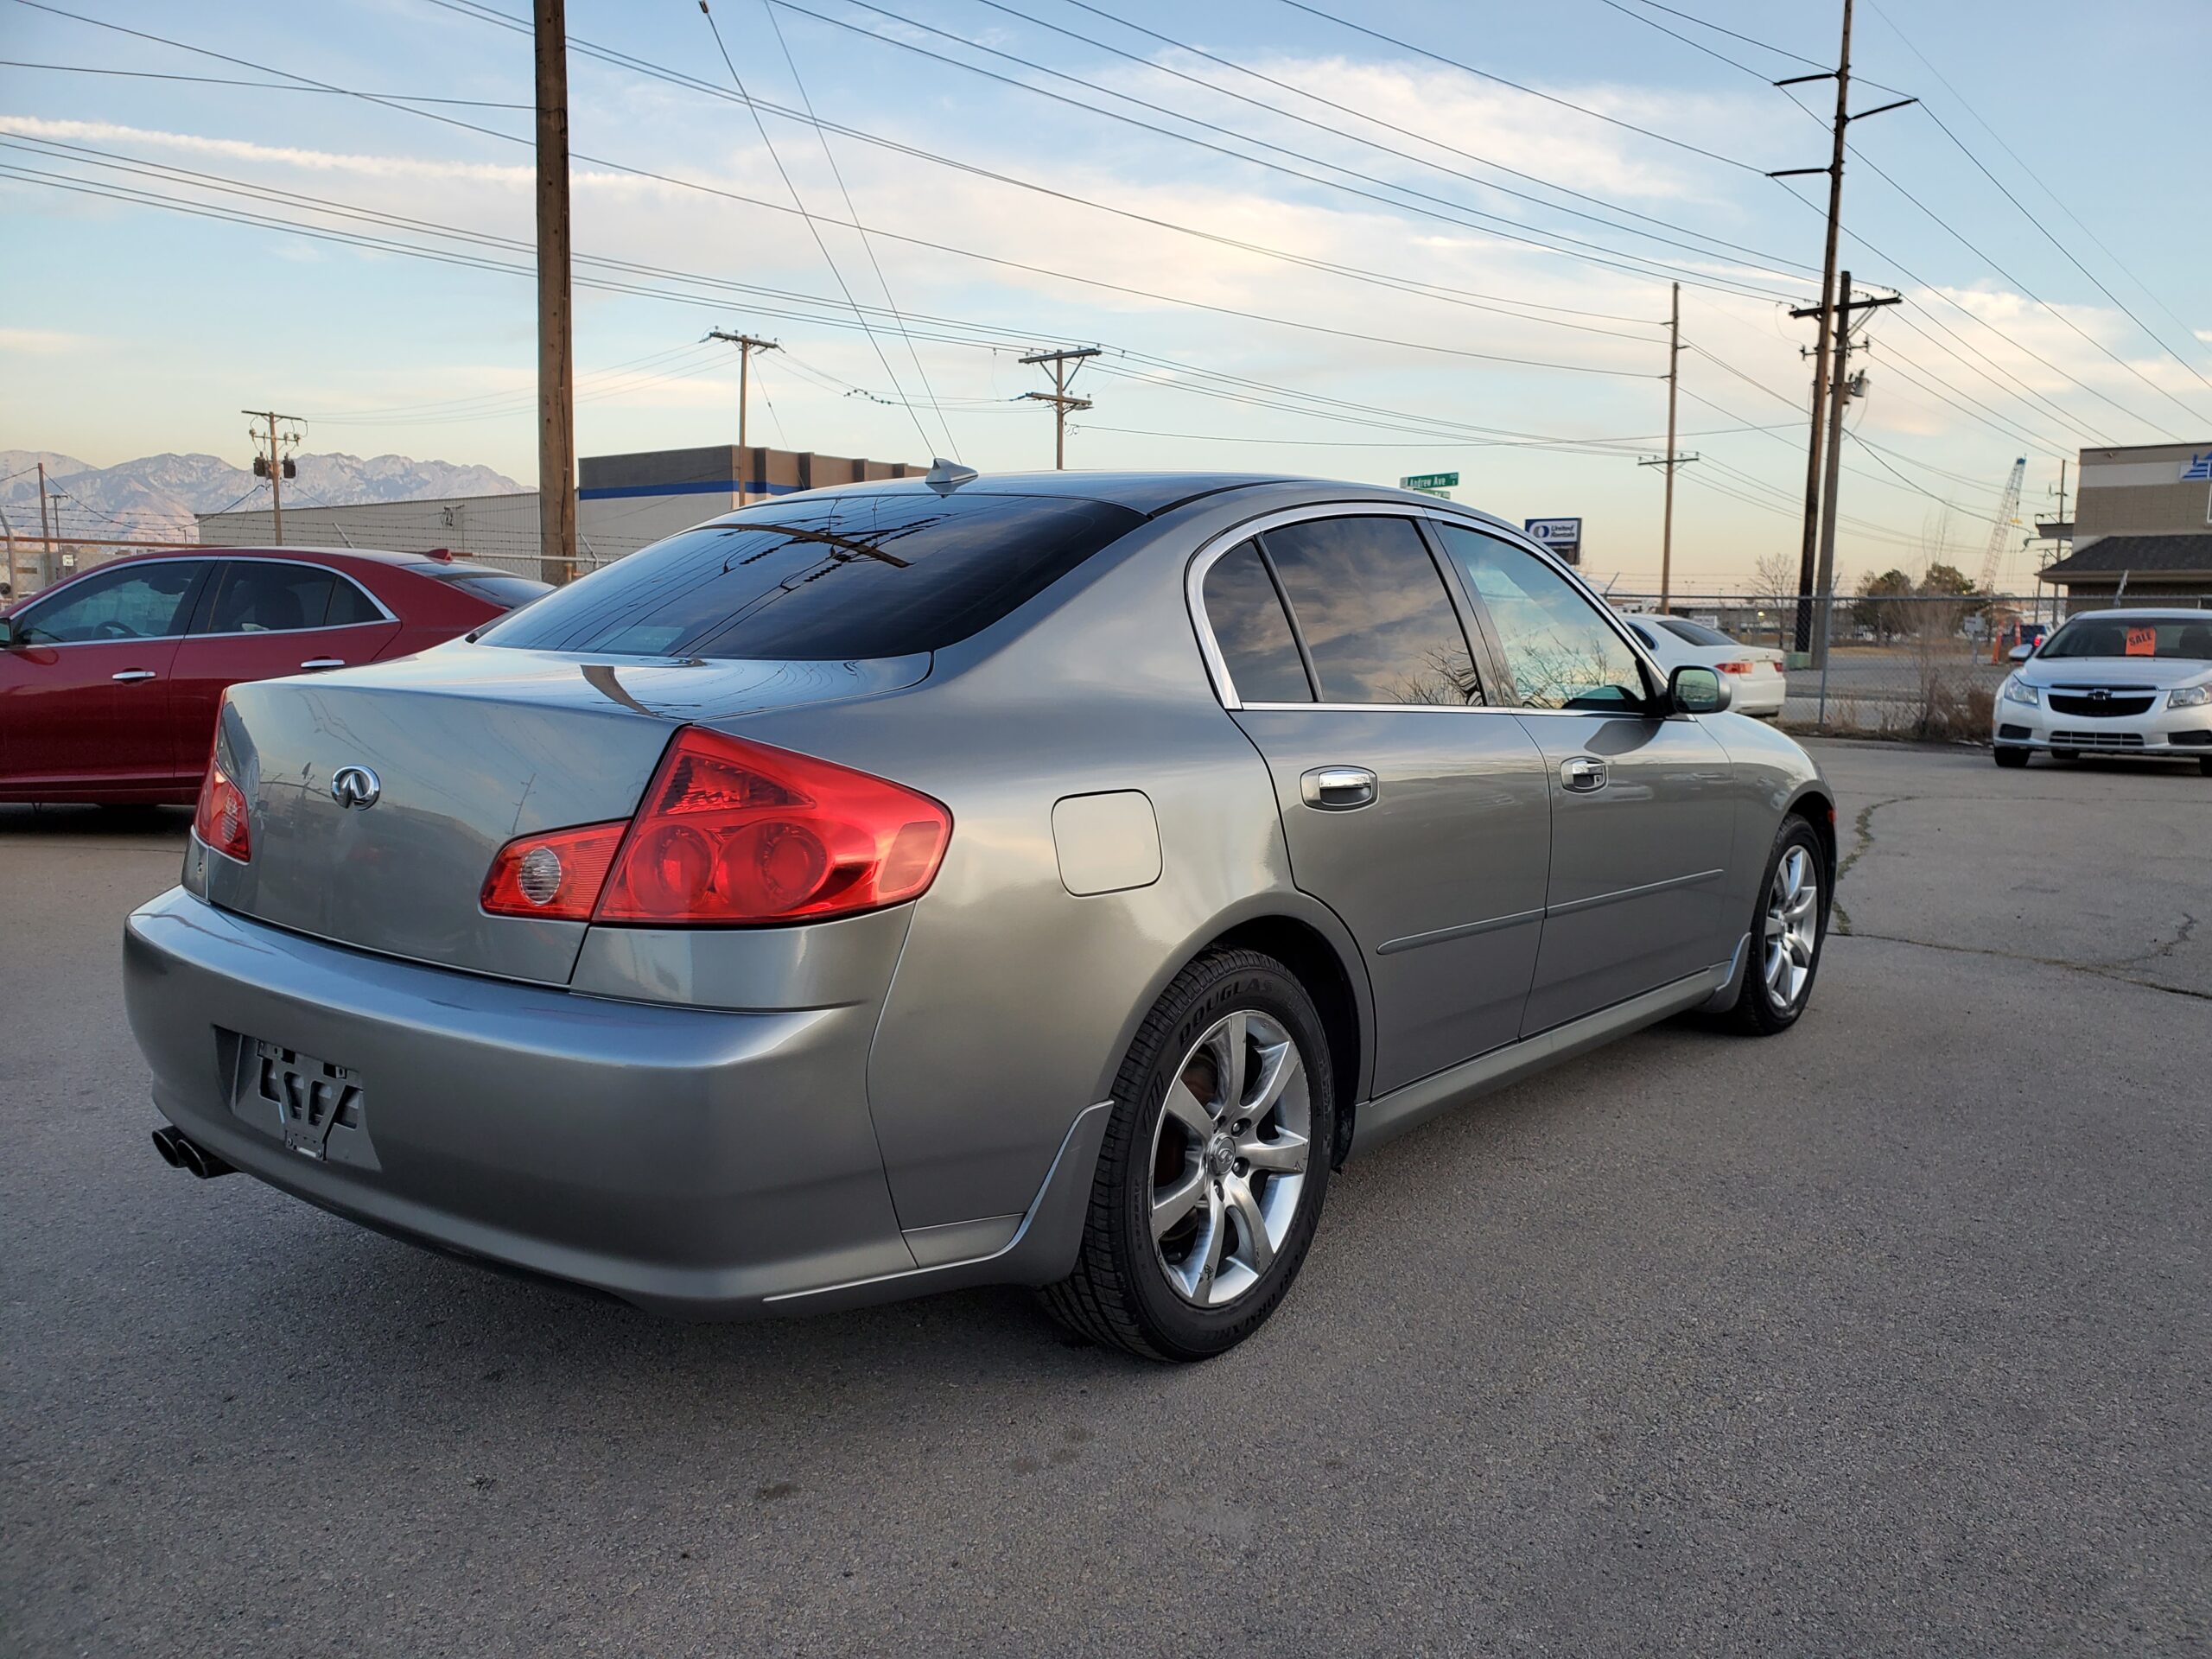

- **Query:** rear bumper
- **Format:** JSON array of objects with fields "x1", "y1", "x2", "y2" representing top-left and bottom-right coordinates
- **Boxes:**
[{"x1": 123, "y1": 887, "x2": 1098, "y2": 1317}]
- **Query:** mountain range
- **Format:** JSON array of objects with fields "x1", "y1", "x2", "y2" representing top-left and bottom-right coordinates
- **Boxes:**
[{"x1": 0, "y1": 449, "x2": 524, "y2": 544}]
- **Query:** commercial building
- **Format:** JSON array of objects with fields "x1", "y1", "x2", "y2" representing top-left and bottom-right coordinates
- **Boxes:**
[
  {"x1": 2037, "y1": 441, "x2": 2212, "y2": 605},
  {"x1": 195, "y1": 444, "x2": 924, "y2": 580}
]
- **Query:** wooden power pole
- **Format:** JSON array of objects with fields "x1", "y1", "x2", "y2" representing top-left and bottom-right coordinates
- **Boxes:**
[
  {"x1": 1790, "y1": 270, "x2": 1901, "y2": 666},
  {"x1": 1019, "y1": 346, "x2": 1099, "y2": 469},
  {"x1": 244, "y1": 411, "x2": 302, "y2": 545},
  {"x1": 534, "y1": 0, "x2": 578, "y2": 586},
  {"x1": 1770, "y1": 0, "x2": 1915, "y2": 652},
  {"x1": 1637, "y1": 283, "x2": 1696, "y2": 610},
  {"x1": 704, "y1": 330, "x2": 781, "y2": 449},
  {"x1": 35, "y1": 461, "x2": 55, "y2": 590}
]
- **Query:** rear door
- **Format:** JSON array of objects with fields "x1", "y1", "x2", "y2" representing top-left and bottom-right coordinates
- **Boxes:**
[
  {"x1": 168, "y1": 559, "x2": 404, "y2": 776},
  {"x1": 1433, "y1": 523, "x2": 1738, "y2": 1034},
  {"x1": 0, "y1": 559, "x2": 208, "y2": 792},
  {"x1": 1202, "y1": 509, "x2": 1553, "y2": 1095}
]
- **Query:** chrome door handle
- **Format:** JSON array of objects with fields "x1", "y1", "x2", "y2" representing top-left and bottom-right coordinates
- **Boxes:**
[
  {"x1": 1560, "y1": 755, "x2": 1608, "y2": 793},
  {"x1": 1300, "y1": 766, "x2": 1378, "y2": 810},
  {"x1": 299, "y1": 657, "x2": 346, "y2": 671},
  {"x1": 111, "y1": 669, "x2": 158, "y2": 683}
]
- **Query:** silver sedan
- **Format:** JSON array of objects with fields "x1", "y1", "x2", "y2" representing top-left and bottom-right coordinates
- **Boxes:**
[{"x1": 126, "y1": 473, "x2": 1836, "y2": 1361}]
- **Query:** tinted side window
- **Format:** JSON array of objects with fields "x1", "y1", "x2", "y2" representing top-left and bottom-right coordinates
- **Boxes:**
[
  {"x1": 323, "y1": 576, "x2": 385, "y2": 626},
  {"x1": 19, "y1": 563, "x2": 202, "y2": 644},
  {"x1": 1262, "y1": 517, "x2": 1478, "y2": 705},
  {"x1": 481, "y1": 493, "x2": 1145, "y2": 661},
  {"x1": 1203, "y1": 542, "x2": 1311, "y2": 702},
  {"x1": 1436, "y1": 525, "x2": 1647, "y2": 711},
  {"x1": 207, "y1": 562, "x2": 336, "y2": 634}
]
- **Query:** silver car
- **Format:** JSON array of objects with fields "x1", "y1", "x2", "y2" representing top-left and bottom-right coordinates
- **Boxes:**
[
  {"x1": 1992, "y1": 608, "x2": 2212, "y2": 771},
  {"x1": 125, "y1": 474, "x2": 1835, "y2": 1361}
]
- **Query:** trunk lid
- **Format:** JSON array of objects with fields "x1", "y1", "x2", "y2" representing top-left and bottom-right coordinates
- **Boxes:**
[{"x1": 207, "y1": 642, "x2": 928, "y2": 982}]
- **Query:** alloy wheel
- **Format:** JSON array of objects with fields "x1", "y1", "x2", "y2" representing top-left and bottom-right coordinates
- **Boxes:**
[
  {"x1": 1147, "y1": 1009, "x2": 1312, "y2": 1309},
  {"x1": 1762, "y1": 845, "x2": 1821, "y2": 1010}
]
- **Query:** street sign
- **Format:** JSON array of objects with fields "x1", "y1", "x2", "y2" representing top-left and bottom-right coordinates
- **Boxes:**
[
  {"x1": 1401, "y1": 472, "x2": 1459, "y2": 492},
  {"x1": 1524, "y1": 517, "x2": 1582, "y2": 565}
]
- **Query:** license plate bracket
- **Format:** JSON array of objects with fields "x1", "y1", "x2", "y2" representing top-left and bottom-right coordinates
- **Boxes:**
[{"x1": 236, "y1": 1037, "x2": 378, "y2": 1168}]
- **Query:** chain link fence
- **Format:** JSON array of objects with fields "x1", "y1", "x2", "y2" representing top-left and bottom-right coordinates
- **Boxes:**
[{"x1": 1614, "y1": 592, "x2": 2212, "y2": 740}]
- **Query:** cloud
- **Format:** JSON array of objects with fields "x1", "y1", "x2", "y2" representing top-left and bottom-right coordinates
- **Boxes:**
[{"x1": 0, "y1": 327, "x2": 98, "y2": 354}]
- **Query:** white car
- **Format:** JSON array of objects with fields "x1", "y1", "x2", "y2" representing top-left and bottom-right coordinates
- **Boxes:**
[
  {"x1": 1619, "y1": 614, "x2": 1789, "y2": 718},
  {"x1": 1993, "y1": 608, "x2": 2212, "y2": 772}
]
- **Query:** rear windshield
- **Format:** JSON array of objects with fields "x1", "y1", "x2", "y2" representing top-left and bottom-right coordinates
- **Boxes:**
[
  {"x1": 1658, "y1": 617, "x2": 1735, "y2": 648},
  {"x1": 480, "y1": 493, "x2": 1145, "y2": 660},
  {"x1": 2039, "y1": 616, "x2": 2212, "y2": 661}
]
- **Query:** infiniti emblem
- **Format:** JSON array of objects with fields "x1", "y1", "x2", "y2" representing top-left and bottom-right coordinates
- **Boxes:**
[{"x1": 330, "y1": 766, "x2": 382, "y2": 810}]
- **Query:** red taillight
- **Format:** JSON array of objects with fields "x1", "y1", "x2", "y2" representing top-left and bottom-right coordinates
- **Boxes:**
[
  {"x1": 193, "y1": 749, "x2": 251, "y2": 863},
  {"x1": 480, "y1": 820, "x2": 626, "y2": 920},
  {"x1": 1716, "y1": 660, "x2": 1756, "y2": 676},
  {"x1": 479, "y1": 728, "x2": 951, "y2": 927}
]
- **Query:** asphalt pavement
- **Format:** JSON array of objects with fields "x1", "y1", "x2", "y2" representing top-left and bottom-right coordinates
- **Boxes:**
[{"x1": 3, "y1": 741, "x2": 2207, "y2": 1657}]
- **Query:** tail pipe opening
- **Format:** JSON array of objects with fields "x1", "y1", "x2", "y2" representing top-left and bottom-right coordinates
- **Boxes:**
[{"x1": 151, "y1": 1124, "x2": 235, "y2": 1179}]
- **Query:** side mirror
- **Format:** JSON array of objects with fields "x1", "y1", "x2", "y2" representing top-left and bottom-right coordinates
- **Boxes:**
[{"x1": 1669, "y1": 664, "x2": 1731, "y2": 715}]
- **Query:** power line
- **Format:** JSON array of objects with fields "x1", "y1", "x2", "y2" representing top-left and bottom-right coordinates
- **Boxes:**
[
  {"x1": 1863, "y1": 0, "x2": 2212, "y2": 391},
  {"x1": 753, "y1": 0, "x2": 956, "y2": 457},
  {"x1": 12, "y1": 3, "x2": 1716, "y2": 343},
  {"x1": 923, "y1": 0, "x2": 1824, "y2": 280},
  {"x1": 0, "y1": 59, "x2": 531, "y2": 105},
  {"x1": 762, "y1": 0, "x2": 1813, "y2": 302},
  {"x1": 1278, "y1": 0, "x2": 1770, "y2": 174},
  {"x1": 694, "y1": 1, "x2": 940, "y2": 463},
  {"x1": 0, "y1": 131, "x2": 1669, "y2": 380}
]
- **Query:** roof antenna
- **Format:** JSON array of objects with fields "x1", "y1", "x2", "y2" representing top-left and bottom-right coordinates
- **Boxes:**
[{"x1": 925, "y1": 457, "x2": 978, "y2": 495}]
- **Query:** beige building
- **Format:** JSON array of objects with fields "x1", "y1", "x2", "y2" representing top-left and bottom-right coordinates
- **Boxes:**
[
  {"x1": 196, "y1": 444, "x2": 923, "y2": 582},
  {"x1": 2037, "y1": 440, "x2": 2212, "y2": 603}
]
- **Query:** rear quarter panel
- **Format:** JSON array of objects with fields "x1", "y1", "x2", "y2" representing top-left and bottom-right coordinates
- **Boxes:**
[{"x1": 722, "y1": 490, "x2": 1372, "y2": 1232}]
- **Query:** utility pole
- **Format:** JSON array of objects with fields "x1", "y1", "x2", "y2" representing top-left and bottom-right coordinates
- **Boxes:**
[
  {"x1": 704, "y1": 330, "x2": 781, "y2": 451},
  {"x1": 534, "y1": 0, "x2": 578, "y2": 587},
  {"x1": 1635, "y1": 283, "x2": 1698, "y2": 610},
  {"x1": 35, "y1": 461, "x2": 55, "y2": 590},
  {"x1": 1770, "y1": 0, "x2": 1915, "y2": 652},
  {"x1": 244, "y1": 411, "x2": 302, "y2": 545},
  {"x1": 1019, "y1": 346, "x2": 1099, "y2": 469},
  {"x1": 1791, "y1": 271, "x2": 1900, "y2": 668}
]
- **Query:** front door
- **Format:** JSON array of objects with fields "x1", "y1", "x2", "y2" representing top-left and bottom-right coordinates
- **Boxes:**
[
  {"x1": 1432, "y1": 523, "x2": 1738, "y2": 1034},
  {"x1": 1199, "y1": 513, "x2": 1554, "y2": 1096},
  {"x1": 0, "y1": 560, "x2": 207, "y2": 796}
]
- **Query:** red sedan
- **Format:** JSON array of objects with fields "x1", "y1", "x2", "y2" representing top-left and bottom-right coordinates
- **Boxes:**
[{"x1": 0, "y1": 546, "x2": 549, "y2": 804}]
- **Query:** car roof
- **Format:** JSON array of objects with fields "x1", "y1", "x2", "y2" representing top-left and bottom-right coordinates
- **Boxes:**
[
  {"x1": 52, "y1": 545, "x2": 521, "y2": 581},
  {"x1": 743, "y1": 470, "x2": 1423, "y2": 517},
  {"x1": 2053, "y1": 607, "x2": 2212, "y2": 623}
]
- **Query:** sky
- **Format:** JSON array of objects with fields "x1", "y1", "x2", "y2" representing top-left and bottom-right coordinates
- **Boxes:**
[{"x1": 3, "y1": 0, "x2": 2209, "y2": 594}]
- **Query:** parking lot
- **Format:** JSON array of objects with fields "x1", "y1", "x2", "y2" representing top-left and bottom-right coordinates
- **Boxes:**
[{"x1": 3, "y1": 740, "x2": 2205, "y2": 1656}]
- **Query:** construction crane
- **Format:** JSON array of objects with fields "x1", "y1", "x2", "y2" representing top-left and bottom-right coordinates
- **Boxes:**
[{"x1": 1977, "y1": 457, "x2": 2026, "y2": 594}]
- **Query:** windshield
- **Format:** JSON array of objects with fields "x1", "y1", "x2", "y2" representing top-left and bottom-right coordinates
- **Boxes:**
[
  {"x1": 2038, "y1": 616, "x2": 2212, "y2": 662},
  {"x1": 480, "y1": 492, "x2": 1144, "y2": 661}
]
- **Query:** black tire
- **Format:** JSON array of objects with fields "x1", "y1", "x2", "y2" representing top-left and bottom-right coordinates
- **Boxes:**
[
  {"x1": 1993, "y1": 747, "x2": 2030, "y2": 769},
  {"x1": 2200, "y1": 756, "x2": 2212, "y2": 778},
  {"x1": 1041, "y1": 949, "x2": 1335, "y2": 1362},
  {"x1": 1727, "y1": 817, "x2": 1828, "y2": 1036}
]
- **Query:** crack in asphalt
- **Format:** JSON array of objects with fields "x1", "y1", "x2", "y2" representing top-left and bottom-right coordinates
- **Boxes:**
[
  {"x1": 1836, "y1": 931, "x2": 2212, "y2": 1003},
  {"x1": 1830, "y1": 794, "x2": 1913, "y2": 937}
]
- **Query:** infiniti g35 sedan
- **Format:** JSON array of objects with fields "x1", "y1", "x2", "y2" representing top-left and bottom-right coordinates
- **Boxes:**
[{"x1": 124, "y1": 473, "x2": 1836, "y2": 1361}]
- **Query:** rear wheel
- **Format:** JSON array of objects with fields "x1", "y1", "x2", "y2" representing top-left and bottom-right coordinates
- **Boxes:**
[
  {"x1": 1042, "y1": 949, "x2": 1334, "y2": 1362},
  {"x1": 1993, "y1": 747, "x2": 2030, "y2": 769},
  {"x1": 1728, "y1": 819, "x2": 1827, "y2": 1035}
]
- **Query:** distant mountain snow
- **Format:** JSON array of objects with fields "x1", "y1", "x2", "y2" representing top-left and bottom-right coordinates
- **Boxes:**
[{"x1": 0, "y1": 449, "x2": 524, "y2": 543}]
